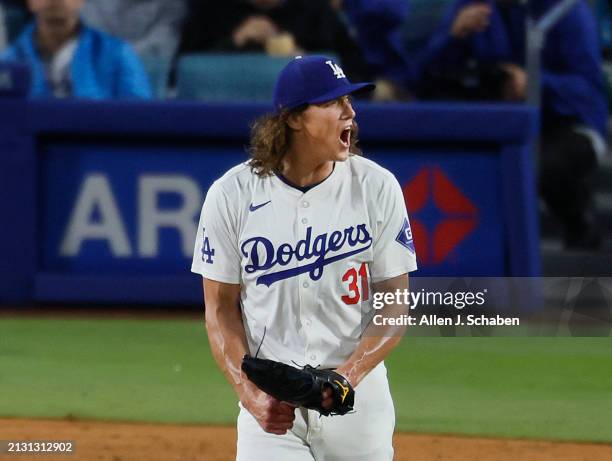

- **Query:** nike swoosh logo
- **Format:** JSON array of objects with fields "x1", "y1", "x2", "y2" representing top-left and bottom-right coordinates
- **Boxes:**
[{"x1": 249, "y1": 200, "x2": 271, "y2": 212}]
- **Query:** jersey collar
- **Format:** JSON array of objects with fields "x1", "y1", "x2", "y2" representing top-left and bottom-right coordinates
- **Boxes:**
[{"x1": 273, "y1": 160, "x2": 344, "y2": 196}]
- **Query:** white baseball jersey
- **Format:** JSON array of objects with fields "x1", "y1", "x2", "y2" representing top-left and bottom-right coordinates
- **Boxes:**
[{"x1": 191, "y1": 155, "x2": 417, "y2": 368}]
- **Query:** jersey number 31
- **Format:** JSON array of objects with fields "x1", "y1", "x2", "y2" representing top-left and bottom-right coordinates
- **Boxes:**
[{"x1": 341, "y1": 262, "x2": 369, "y2": 305}]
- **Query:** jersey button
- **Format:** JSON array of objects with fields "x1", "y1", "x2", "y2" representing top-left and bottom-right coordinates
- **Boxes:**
[
  {"x1": 301, "y1": 218, "x2": 308, "y2": 224},
  {"x1": 301, "y1": 201, "x2": 310, "y2": 208},
  {"x1": 303, "y1": 281, "x2": 309, "y2": 288},
  {"x1": 305, "y1": 319, "x2": 312, "y2": 326},
  {"x1": 310, "y1": 354, "x2": 317, "y2": 361}
]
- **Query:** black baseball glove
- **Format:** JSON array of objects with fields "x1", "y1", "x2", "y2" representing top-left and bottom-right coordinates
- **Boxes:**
[{"x1": 241, "y1": 355, "x2": 355, "y2": 416}]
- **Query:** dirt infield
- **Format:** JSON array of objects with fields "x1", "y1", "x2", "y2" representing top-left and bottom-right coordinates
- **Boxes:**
[{"x1": 2, "y1": 419, "x2": 612, "y2": 461}]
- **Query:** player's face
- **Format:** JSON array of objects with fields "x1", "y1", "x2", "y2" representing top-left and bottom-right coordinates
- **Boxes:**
[{"x1": 297, "y1": 95, "x2": 356, "y2": 162}]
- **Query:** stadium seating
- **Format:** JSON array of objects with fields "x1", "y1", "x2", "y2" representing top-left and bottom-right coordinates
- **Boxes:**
[
  {"x1": 176, "y1": 53, "x2": 293, "y2": 102},
  {"x1": 139, "y1": 54, "x2": 171, "y2": 99}
]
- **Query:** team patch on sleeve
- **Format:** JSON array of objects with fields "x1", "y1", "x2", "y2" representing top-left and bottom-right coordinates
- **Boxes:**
[
  {"x1": 201, "y1": 227, "x2": 215, "y2": 263},
  {"x1": 395, "y1": 218, "x2": 415, "y2": 254}
]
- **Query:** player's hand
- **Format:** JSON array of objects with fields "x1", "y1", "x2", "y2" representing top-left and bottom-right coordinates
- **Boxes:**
[
  {"x1": 451, "y1": 3, "x2": 492, "y2": 39},
  {"x1": 500, "y1": 63, "x2": 527, "y2": 101},
  {"x1": 233, "y1": 15, "x2": 279, "y2": 48},
  {"x1": 240, "y1": 381, "x2": 296, "y2": 435}
]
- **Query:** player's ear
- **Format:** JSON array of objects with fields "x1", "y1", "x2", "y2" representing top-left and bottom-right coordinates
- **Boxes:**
[{"x1": 286, "y1": 111, "x2": 304, "y2": 131}]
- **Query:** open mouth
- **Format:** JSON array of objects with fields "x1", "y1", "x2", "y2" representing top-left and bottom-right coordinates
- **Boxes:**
[{"x1": 339, "y1": 127, "x2": 351, "y2": 147}]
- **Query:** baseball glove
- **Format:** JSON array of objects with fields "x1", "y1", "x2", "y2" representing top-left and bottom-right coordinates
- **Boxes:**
[{"x1": 241, "y1": 355, "x2": 355, "y2": 416}]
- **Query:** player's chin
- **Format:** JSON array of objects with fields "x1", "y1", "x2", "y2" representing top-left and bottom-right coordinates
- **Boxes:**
[{"x1": 335, "y1": 145, "x2": 351, "y2": 161}]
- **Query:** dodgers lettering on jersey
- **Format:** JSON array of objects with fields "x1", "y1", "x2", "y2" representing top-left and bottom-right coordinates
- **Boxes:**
[
  {"x1": 192, "y1": 156, "x2": 417, "y2": 368},
  {"x1": 241, "y1": 224, "x2": 372, "y2": 287}
]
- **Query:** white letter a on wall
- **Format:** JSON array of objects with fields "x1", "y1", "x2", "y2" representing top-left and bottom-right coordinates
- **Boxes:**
[{"x1": 60, "y1": 174, "x2": 132, "y2": 257}]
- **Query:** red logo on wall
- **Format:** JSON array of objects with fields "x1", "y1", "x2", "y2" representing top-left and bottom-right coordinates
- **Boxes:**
[{"x1": 403, "y1": 167, "x2": 479, "y2": 265}]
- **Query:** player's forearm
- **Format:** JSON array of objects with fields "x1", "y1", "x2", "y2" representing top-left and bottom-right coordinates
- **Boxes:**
[
  {"x1": 203, "y1": 281, "x2": 251, "y2": 397},
  {"x1": 337, "y1": 274, "x2": 409, "y2": 386},
  {"x1": 205, "y1": 305, "x2": 250, "y2": 392},
  {"x1": 205, "y1": 301, "x2": 288, "y2": 424},
  {"x1": 336, "y1": 315, "x2": 404, "y2": 387}
]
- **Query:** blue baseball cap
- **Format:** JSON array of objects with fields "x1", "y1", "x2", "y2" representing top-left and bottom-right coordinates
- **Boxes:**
[{"x1": 273, "y1": 55, "x2": 375, "y2": 112}]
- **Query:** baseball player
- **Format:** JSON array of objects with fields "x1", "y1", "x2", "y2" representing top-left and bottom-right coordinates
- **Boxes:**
[{"x1": 192, "y1": 55, "x2": 417, "y2": 461}]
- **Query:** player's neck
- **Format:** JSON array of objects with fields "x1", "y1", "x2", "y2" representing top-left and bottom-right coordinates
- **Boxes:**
[{"x1": 279, "y1": 155, "x2": 334, "y2": 188}]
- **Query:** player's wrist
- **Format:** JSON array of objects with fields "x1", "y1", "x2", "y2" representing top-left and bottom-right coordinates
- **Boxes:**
[
  {"x1": 335, "y1": 364, "x2": 357, "y2": 387},
  {"x1": 237, "y1": 377, "x2": 261, "y2": 401},
  {"x1": 236, "y1": 383, "x2": 256, "y2": 412}
]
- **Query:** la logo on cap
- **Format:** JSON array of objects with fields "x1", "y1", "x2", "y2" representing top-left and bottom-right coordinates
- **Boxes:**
[{"x1": 325, "y1": 60, "x2": 346, "y2": 79}]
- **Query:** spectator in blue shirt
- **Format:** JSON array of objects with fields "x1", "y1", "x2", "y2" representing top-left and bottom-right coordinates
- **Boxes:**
[
  {"x1": 1, "y1": 0, "x2": 151, "y2": 99},
  {"x1": 416, "y1": 0, "x2": 608, "y2": 249}
]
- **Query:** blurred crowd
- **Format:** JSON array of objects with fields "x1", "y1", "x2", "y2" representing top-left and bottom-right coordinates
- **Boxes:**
[{"x1": 0, "y1": 0, "x2": 610, "y2": 249}]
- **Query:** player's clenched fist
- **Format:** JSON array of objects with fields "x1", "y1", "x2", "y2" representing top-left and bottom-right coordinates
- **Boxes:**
[
  {"x1": 240, "y1": 382, "x2": 296, "y2": 435},
  {"x1": 451, "y1": 3, "x2": 492, "y2": 39}
]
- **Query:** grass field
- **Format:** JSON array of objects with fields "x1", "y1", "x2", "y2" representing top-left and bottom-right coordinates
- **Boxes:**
[{"x1": 0, "y1": 317, "x2": 611, "y2": 443}]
